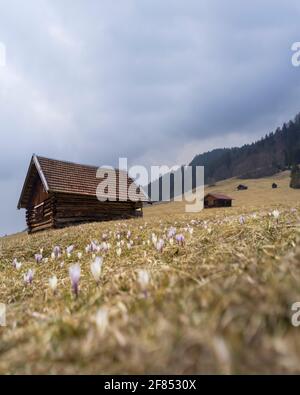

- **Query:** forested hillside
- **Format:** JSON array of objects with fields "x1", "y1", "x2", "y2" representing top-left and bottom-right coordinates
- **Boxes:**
[{"x1": 190, "y1": 113, "x2": 300, "y2": 183}]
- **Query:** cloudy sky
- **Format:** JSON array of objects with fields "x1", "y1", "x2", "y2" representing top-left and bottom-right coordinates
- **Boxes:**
[{"x1": 0, "y1": 0, "x2": 300, "y2": 235}]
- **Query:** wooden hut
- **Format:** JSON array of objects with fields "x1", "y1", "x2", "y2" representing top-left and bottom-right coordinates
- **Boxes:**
[
  {"x1": 237, "y1": 184, "x2": 248, "y2": 191},
  {"x1": 18, "y1": 155, "x2": 148, "y2": 233},
  {"x1": 204, "y1": 193, "x2": 233, "y2": 208}
]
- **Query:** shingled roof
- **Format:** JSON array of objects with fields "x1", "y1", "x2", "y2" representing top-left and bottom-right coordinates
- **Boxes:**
[
  {"x1": 204, "y1": 193, "x2": 233, "y2": 200},
  {"x1": 18, "y1": 155, "x2": 148, "y2": 209}
]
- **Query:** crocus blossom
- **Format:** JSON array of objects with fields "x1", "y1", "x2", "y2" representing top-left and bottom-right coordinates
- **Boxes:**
[
  {"x1": 95, "y1": 307, "x2": 109, "y2": 335},
  {"x1": 151, "y1": 233, "x2": 158, "y2": 246},
  {"x1": 49, "y1": 276, "x2": 58, "y2": 293},
  {"x1": 137, "y1": 270, "x2": 150, "y2": 296},
  {"x1": 24, "y1": 269, "x2": 34, "y2": 285},
  {"x1": 101, "y1": 242, "x2": 109, "y2": 253},
  {"x1": 156, "y1": 239, "x2": 165, "y2": 253},
  {"x1": 66, "y1": 245, "x2": 75, "y2": 257},
  {"x1": 239, "y1": 216, "x2": 246, "y2": 225},
  {"x1": 167, "y1": 227, "x2": 176, "y2": 239},
  {"x1": 90, "y1": 257, "x2": 103, "y2": 284},
  {"x1": 272, "y1": 210, "x2": 280, "y2": 219},
  {"x1": 35, "y1": 254, "x2": 43, "y2": 264},
  {"x1": 69, "y1": 263, "x2": 81, "y2": 297},
  {"x1": 176, "y1": 234, "x2": 185, "y2": 246},
  {"x1": 53, "y1": 246, "x2": 61, "y2": 259},
  {"x1": 13, "y1": 258, "x2": 22, "y2": 270}
]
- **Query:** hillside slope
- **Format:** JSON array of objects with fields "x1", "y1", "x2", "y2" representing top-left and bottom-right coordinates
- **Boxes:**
[
  {"x1": 145, "y1": 170, "x2": 299, "y2": 217},
  {"x1": 190, "y1": 114, "x2": 300, "y2": 183},
  {"x1": 0, "y1": 173, "x2": 300, "y2": 374}
]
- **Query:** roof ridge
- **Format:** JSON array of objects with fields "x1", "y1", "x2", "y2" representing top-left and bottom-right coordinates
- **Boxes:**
[
  {"x1": 205, "y1": 192, "x2": 233, "y2": 199},
  {"x1": 36, "y1": 155, "x2": 127, "y2": 173}
]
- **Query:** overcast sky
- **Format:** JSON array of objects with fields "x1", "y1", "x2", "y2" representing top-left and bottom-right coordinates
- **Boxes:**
[{"x1": 1, "y1": 0, "x2": 300, "y2": 235}]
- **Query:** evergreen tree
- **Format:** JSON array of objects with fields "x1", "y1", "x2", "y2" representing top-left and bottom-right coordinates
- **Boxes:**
[{"x1": 290, "y1": 165, "x2": 300, "y2": 189}]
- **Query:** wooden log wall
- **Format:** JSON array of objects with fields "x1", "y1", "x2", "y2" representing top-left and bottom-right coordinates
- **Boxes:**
[
  {"x1": 26, "y1": 195, "x2": 56, "y2": 233},
  {"x1": 26, "y1": 193, "x2": 143, "y2": 233}
]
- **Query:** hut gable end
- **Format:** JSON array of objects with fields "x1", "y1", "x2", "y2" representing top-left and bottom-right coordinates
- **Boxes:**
[{"x1": 29, "y1": 176, "x2": 49, "y2": 208}]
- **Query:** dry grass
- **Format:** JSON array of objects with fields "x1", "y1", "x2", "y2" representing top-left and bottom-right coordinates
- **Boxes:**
[
  {"x1": 144, "y1": 170, "x2": 298, "y2": 218},
  {"x1": 0, "y1": 172, "x2": 300, "y2": 374}
]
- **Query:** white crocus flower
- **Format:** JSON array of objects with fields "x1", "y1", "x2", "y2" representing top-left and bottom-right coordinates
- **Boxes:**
[
  {"x1": 90, "y1": 257, "x2": 103, "y2": 284},
  {"x1": 101, "y1": 242, "x2": 109, "y2": 253},
  {"x1": 95, "y1": 307, "x2": 109, "y2": 335},
  {"x1": 66, "y1": 245, "x2": 75, "y2": 257},
  {"x1": 49, "y1": 276, "x2": 58, "y2": 293},
  {"x1": 272, "y1": 209, "x2": 280, "y2": 219},
  {"x1": 137, "y1": 269, "x2": 150, "y2": 294},
  {"x1": 151, "y1": 233, "x2": 158, "y2": 246}
]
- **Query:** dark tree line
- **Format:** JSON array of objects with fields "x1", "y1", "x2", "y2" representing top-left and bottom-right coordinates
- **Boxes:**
[
  {"x1": 290, "y1": 164, "x2": 300, "y2": 189},
  {"x1": 190, "y1": 113, "x2": 300, "y2": 184},
  {"x1": 147, "y1": 113, "x2": 300, "y2": 199}
]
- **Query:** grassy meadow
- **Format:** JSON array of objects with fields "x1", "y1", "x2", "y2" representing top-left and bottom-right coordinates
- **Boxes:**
[{"x1": 1, "y1": 171, "x2": 300, "y2": 374}]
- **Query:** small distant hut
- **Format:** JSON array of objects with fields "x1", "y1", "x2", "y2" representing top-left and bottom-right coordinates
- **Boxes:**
[
  {"x1": 204, "y1": 193, "x2": 233, "y2": 208},
  {"x1": 272, "y1": 183, "x2": 278, "y2": 189},
  {"x1": 237, "y1": 184, "x2": 248, "y2": 191},
  {"x1": 18, "y1": 155, "x2": 148, "y2": 233}
]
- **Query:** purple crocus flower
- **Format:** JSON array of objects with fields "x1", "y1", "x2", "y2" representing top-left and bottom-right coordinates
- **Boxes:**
[
  {"x1": 86, "y1": 241, "x2": 99, "y2": 253},
  {"x1": 176, "y1": 234, "x2": 185, "y2": 246},
  {"x1": 24, "y1": 269, "x2": 34, "y2": 285},
  {"x1": 35, "y1": 254, "x2": 43, "y2": 264},
  {"x1": 167, "y1": 227, "x2": 176, "y2": 239},
  {"x1": 156, "y1": 239, "x2": 165, "y2": 253},
  {"x1": 53, "y1": 246, "x2": 61, "y2": 259},
  {"x1": 239, "y1": 216, "x2": 246, "y2": 225},
  {"x1": 69, "y1": 263, "x2": 81, "y2": 297}
]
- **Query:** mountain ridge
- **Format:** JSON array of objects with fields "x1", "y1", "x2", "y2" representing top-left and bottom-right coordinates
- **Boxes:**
[
  {"x1": 189, "y1": 113, "x2": 300, "y2": 184},
  {"x1": 147, "y1": 112, "x2": 300, "y2": 200}
]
